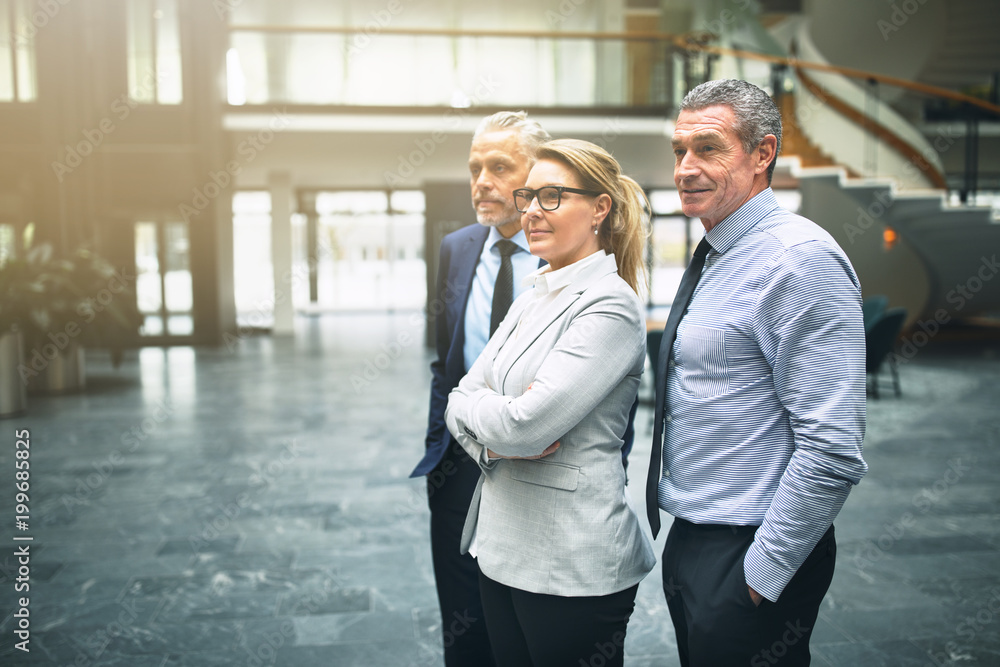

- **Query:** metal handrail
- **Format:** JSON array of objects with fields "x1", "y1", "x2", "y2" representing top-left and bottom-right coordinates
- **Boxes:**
[{"x1": 227, "y1": 25, "x2": 1000, "y2": 116}]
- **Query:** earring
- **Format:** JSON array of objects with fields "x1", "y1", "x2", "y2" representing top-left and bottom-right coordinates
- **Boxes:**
[{"x1": 593, "y1": 226, "x2": 599, "y2": 235}]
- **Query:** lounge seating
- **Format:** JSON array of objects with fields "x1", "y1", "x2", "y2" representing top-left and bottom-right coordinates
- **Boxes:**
[
  {"x1": 865, "y1": 307, "x2": 907, "y2": 398},
  {"x1": 862, "y1": 294, "x2": 889, "y2": 332}
]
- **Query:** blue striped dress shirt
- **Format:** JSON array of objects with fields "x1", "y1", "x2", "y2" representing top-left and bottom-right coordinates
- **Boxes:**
[
  {"x1": 463, "y1": 227, "x2": 536, "y2": 372},
  {"x1": 657, "y1": 188, "x2": 868, "y2": 602}
]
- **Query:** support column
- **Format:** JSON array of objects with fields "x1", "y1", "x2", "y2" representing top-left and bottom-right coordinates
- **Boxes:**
[
  {"x1": 297, "y1": 190, "x2": 320, "y2": 303},
  {"x1": 269, "y1": 171, "x2": 295, "y2": 336}
]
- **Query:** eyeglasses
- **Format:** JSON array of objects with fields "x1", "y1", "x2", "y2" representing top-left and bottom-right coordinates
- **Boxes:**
[{"x1": 513, "y1": 186, "x2": 603, "y2": 213}]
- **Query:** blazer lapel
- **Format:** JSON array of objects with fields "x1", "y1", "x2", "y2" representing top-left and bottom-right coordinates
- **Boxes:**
[
  {"x1": 491, "y1": 255, "x2": 619, "y2": 391},
  {"x1": 445, "y1": 226, "x2": 489, "y2": 374},
  {"x1": 453, "y1": 226, "x2": 489, "y2": 323}
]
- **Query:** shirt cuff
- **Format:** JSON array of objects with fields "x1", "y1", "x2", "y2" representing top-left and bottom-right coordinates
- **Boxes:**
[
  {"x1": 478, "y1": 444, "x2": 498, "y2": 471},
  {"x1": 743, "y1": 540, "x2": 796, "y2": 603}
]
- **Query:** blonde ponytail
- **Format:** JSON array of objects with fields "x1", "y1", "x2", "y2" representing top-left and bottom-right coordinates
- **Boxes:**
[{"x1": 535, "y1": 139, "x2": 649, "y2": 294}]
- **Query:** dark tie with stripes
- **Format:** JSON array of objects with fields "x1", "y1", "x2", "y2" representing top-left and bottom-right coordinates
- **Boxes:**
[
  {"x1": 646, "y1": 237, "x2": 712, "y2": 538},
  {"x1": 490, "y1": 240, "x2": 519, "y2": 337}
]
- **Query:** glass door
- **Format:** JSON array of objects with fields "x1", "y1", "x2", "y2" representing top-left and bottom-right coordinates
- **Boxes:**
[{"x1": 134, "y1": 221, "x2": 193, "y2": 338}]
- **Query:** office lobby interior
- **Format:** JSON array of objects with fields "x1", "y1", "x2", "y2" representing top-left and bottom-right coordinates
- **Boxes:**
[{"x1": 1, "y1": 0, "x2": 999, "y2": 665}]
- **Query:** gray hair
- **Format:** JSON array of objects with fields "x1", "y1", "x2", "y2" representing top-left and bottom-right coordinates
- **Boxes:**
[
  {"x1": 473, "y1": 111, "x2": 551, "y2": 159},
  {"x1": 680, "y1": 79, "x2": 782, "y2": 184}
]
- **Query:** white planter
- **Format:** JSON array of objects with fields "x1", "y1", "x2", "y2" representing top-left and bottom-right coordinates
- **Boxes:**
[
  {"x1": 0, "y1": 329, "x2": 27, "y2": 417},
  {"x1": 27, "y1": 341, "x2": 86, "y2": 394}
]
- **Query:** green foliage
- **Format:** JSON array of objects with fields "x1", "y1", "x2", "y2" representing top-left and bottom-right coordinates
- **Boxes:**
[{"x1": 0, "y1": 224, "x2": 142, "y2": 366}]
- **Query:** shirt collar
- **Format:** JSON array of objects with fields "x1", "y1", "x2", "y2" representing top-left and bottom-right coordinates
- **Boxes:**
[
  {"x1": 704, "y1": 188, "x2": 780, "y2": 254},
  {"x1": 487, "y1": 225, "x2": 530, "y2": 254},
  {"x1": 522, "y1": 249, "x2": 609, "y2": 296}
]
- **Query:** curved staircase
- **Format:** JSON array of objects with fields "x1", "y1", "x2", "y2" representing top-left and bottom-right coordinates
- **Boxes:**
[{"x1": 768, "y1": 15, "x2": 1000, "y2": 325}]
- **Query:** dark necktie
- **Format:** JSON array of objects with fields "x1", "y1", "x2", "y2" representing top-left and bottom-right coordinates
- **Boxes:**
[
  {"x1": 490, "y1": 240, "x2": 519, "y2": 337},
  {"x1": 646, "y1": 237, "x2": 712, "y2": 538}
]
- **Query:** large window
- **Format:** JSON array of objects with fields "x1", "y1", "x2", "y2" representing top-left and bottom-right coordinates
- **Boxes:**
[
  {"x1": 648, "y1": 190, "x2": 703, "y2": 307},
  {"x1": 313, "y1": 190, "x2": 425, "y2": 310},
  {"x1": 224, "y1": 0, "x2": 635, "y2": 107},
  {"x1": 126, "y1": 0, "x2": 183, "y2": 104},
  {"x1": 232, "y1": 189, "x2": 426, "y2": 326},
  {"x1": 232, "y1": 191, "x2": 274, "y2": 327},
  {"x1": 0, "y1": 0, "x2": 37, "y2": 102},
  {"x1": 0, "y1": 223, "x2": 15, "y2": 265},
  {"x1": 135, "y1": 221, "x2": 193, "y2": 337}
]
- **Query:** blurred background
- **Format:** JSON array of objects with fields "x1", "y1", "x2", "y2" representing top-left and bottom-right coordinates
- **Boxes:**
[
  {"x1": 1, "y1": 1, "x2": 999, "y2": 665},
  {"x1": 0, "y1": 0, "x2": 997, "y2": 356}
]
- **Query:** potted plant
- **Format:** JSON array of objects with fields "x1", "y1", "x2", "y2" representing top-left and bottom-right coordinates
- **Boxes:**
[
  {"x1": 0, "y1": 225, "x2": 37, "y2": 415},
  {"x1": 2, "y1": 224, "x2": 143, "y2": 396},
  {"x1": 0, "y1": 325, "x2": 26, "y2": 417}
]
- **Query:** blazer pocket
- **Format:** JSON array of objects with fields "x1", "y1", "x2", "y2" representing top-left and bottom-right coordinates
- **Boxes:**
[{"x1": 510, "y1": 460, "x2": 580, "y2": 491}]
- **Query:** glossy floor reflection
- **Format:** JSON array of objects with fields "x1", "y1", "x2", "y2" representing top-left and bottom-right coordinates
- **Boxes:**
[{"x1": 1, "y1": 313, "x2": 998, "y2": 666}]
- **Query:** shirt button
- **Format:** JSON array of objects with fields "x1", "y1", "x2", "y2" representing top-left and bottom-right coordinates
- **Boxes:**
[
  {"x1": 668, "y1": 360, "x2": 676, "y2": 370},
  {"x1": 665, "y1": 415, "x2": 673, "y2": 423},
  {"x1": 664, "y1": 469, "x2": 670, "y2": 477}
]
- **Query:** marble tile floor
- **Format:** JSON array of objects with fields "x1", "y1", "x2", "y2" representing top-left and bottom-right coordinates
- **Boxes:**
[{"x1": 0, "y1": 313, "x2": 998, "y2": 666}]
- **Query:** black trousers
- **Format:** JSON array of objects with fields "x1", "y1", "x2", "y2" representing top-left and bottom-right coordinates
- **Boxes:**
[
  {"x1": 428, "y1": 439, "x2": 495, "y2": 667},
  {"x1": 478, "y1": 572, "x2": 639, "y2": 667},
  {"x1": 662, "y1": 518, "x2": 836, "y2": 667}
]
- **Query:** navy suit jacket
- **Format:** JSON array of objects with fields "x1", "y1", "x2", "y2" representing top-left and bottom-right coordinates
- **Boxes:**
[
  {"x1": 412, "y1": 223, "x2": 492, "y2": 478},
  {"x1": 411, "y1": 223, "x2": 635, "y2": 479}
]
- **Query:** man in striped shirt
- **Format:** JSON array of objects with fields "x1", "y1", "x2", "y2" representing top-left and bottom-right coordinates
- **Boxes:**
[{"x1": 649, "y1": 79, "x2": 868, "y2": 666}]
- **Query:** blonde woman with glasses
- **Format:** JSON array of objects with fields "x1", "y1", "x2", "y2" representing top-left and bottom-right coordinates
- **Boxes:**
[{"x1": 445, "y1": 139, "x2": 654, "y2": 667}]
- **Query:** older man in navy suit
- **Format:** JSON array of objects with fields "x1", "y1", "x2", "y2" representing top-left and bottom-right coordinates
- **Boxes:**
[{"x1": 411, "y1": 111, "x2": 550, "y2": 666}]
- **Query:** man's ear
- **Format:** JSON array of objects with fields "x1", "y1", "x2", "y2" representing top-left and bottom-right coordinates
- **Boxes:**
[{"x1": 755, "y1": 135, "x2": 778, "y2": 175}]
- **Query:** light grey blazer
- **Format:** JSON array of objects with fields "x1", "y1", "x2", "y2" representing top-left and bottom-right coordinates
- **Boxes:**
[{"x1": 445, "y1": 253, "x2": 656, "y2": 597}]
